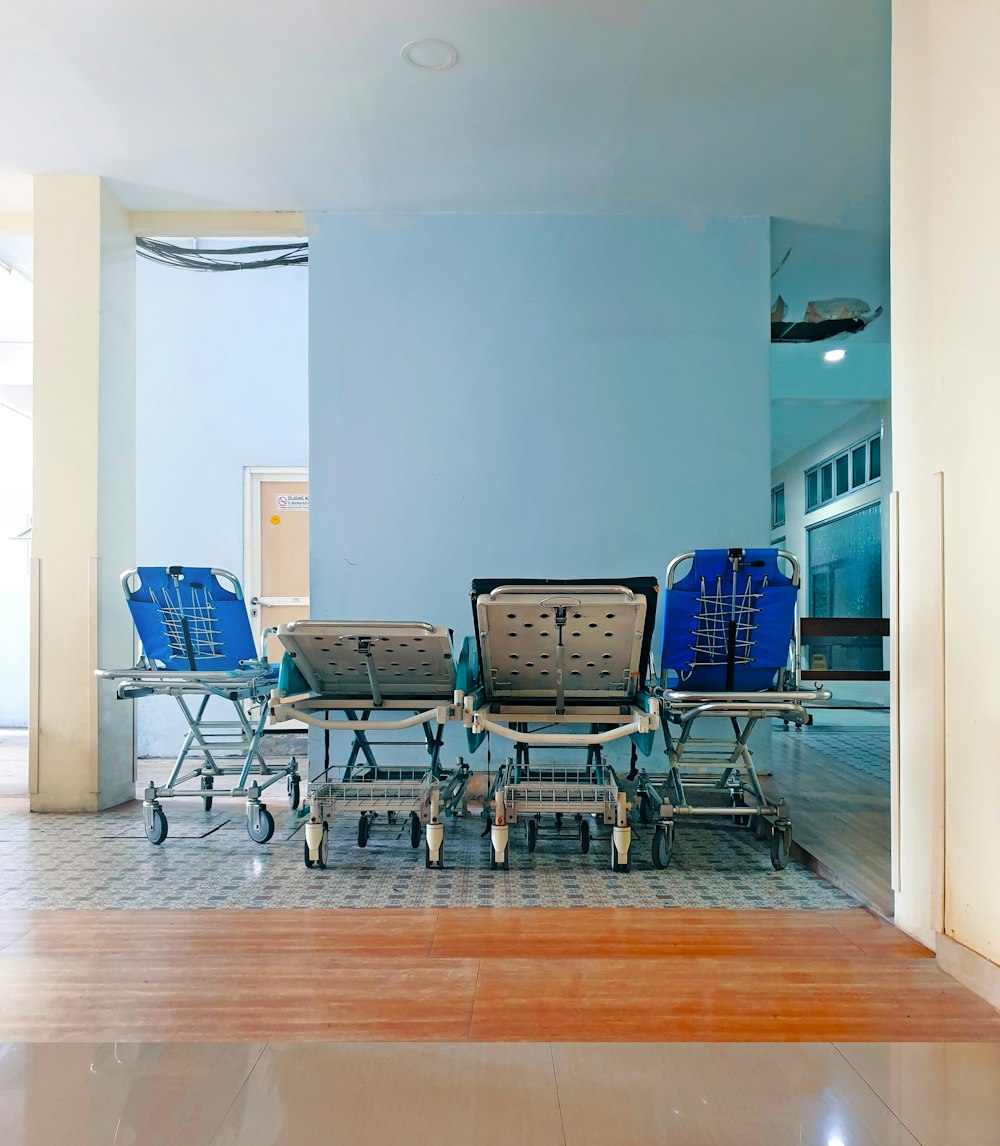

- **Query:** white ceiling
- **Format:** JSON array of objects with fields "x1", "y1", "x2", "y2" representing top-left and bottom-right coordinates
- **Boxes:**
[{"x1": 0, "y1": 0, "x2": 889, "y2": 220}]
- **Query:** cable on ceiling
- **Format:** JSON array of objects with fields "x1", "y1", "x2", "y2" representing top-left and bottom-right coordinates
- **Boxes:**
[{"x1": 135, "y1": 237, "x2": 307, "y2": 271}]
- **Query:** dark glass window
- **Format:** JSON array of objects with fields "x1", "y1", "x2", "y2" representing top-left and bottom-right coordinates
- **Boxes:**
[
  {"x1": 771, "y1": 485, "x2": 785, "y2": 529},
  {"x1": 821, "y1": 463, "x2": 833, "y2": 502},
  {"x1": 870, "y1": 436, "x2": 881, "y2": 480},
  {"x1": 806, "y1": 470, "x2": 818, "y2": 510},
  {"x1": 808, "y1": 503, "x2": 883, "y2": 672},
  {"x1": 852, "y1": 445, "x2": 867, "y2": 488},
  {"x1": 836, "y1": 454, "x2": 849, "y2": 496}
]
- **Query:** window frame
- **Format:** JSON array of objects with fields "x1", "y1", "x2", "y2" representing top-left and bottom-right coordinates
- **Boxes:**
[
  {"x1": 804, "y1": 431, "x2": 883, "y2": 514},
  {"x1": 770, "y1": 483, "x2": 785, "y2": 529}
]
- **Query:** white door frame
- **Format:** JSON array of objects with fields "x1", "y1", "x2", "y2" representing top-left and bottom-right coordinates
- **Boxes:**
[{"x1": 243, "y1": 465, "x2": 309, "y2": 655}]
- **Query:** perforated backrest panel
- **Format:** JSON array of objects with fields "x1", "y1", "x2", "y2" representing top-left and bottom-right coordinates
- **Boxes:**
[
  {"x1": 475, "y1": 585, "x2": 647, "y2": 702},
  {"x1": 276, "y1": 621, "x2": 456, "y2": 699}
]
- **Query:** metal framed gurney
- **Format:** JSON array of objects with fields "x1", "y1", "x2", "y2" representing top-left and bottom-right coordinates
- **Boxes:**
[
  {"x1": 462, "y1": 578, "x2": 660, "y2": 872},
  {"x1": 270, "y1": 620, "x2": 470, "y2": 869},
  {"x1": 635, "y1": 549, "x2": 830, "y2": 870},
  {"x1": 96, "y1": 566, "x2": 300, "y2": 845}
]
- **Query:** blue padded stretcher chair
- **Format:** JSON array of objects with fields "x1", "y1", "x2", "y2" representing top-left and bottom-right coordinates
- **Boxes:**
[
  {"x1": 96, "y1": 567, "x2": 300, "y2": 845},
  {"x1": 269, "y1": 621, "x2": 470, "y2": 869},
  {"x1": 462, "y1": 578, "x2": 660, "y2": 872},
  {"x1": 635, "y1": 549, "x2": 829, "y2": 870}
]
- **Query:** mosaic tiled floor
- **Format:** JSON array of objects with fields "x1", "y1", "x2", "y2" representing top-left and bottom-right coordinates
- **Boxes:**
[
  {"x1": 772, "y1": 725, "x2": 890, "y2": 781},
  {"x1": 0, "y1": 791, "x2": 856, "y2": 911}
]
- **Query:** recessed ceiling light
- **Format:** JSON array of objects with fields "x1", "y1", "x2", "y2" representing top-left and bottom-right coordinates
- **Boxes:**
[
  {"x1": 401, "y1": 39, "x2": 459, "y2": 71},
  {"x1": 823, "y1": 348, "x2": 846, "y2": 363}
]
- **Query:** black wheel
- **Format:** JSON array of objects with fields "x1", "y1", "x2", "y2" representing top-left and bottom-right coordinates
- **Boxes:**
[
  {"x1": 247, "y1": 804, "x2": 275, "y2": 844},
  {"x1": 287, "y1": 774, "x2": 301, "y2": 811},
  {"x1": 651, "y1": 823, "x2": 673, "y2": 869},
  {"x1": 526, "y1": 817, "x2": 538, "y2": 853},
  {"x1": 357, "y1": 814, "x2": 370, "y2": 848},
  {"x1": 145, "y1": 807, "x2": 168, "y2": 845},
  {"x1": 490, "y1": 843, "x2": 510, "y2": 870},
  {"x1": 612, "y1": 839, "x2": 631, "y2": 873},
  {"x1": 580, "y1": 818, "x2": 591, "y2": 854},
  {"x1": 753, "y1": 815, "x2": 768, "y2": 840},
  {"x1": 200, "y1": 775, "x2": 214, "y2": 811},
  {"x1": 730, "y1": 790, "x2": 750, "y2": 827},
  {"x1": 410, "y1": 812, "x2": 422, "y2": 849},
  {"x1": 425, "y1": 840, "x2": 444, "y2": 869},
  {"x1": 770, "y1": 824, "x2": 792, "y2": 871},
  {"x1": 638, "y1": 791, "x2": 654, "y2": 825}
]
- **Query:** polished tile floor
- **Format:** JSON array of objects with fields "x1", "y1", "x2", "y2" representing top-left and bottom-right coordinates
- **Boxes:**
[
  {"x1": 0, "y1": 793, "x2": 856, "y2": 911},
  {"x1": 3, "y1": 1040, "x2": 1000, "y2": 1145},
  {"x1": 772, "y1": 722, "x2": 891, "y2": 782},
  {"x1": 0, "y1": 730, "x2": 856, "y2": 910}
]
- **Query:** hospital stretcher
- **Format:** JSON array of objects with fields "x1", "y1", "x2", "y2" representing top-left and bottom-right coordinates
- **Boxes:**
[
  {"x1": 462, "y1": 578, "x2": 660, "y2": 871},
  {"x1": 96, "y1": 567, "x2": 301, "y2": 845},
  {"x1": 269, "y1": 621, "x2": 471, "y2": 869},
  {"x1": 634, "y1": 549, "x2": 830, "y2": 870}
]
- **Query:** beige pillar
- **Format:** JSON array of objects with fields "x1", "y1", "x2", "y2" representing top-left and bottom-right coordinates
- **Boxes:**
[
  {"x1": 892, "y1": 0, "x2": 1000, "y2": 978},
  {"x1": 29, "y1": 176, "x2": 135, "y2": 811}
]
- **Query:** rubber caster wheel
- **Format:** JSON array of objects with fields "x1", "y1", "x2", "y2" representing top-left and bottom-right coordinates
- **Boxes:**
[
  {"x1": 753, "y1": 815, "x2": 768, "y2": 840},
  {"x1": 526, "y1": 817, "x2": 538, "y2": 853},
  {"x1": 425, "y1": 841, "x2": 444, "y2": 870},
  {"x1": 247, "y1": 805, "x2": 275, "y2": 844},
  {"x1": 612, "y1": 840, "x2": 631, "y2": 873},
  {"x1": 638, "y1": 791, "x2": 654, "y2": 825},
  {"x1": 287, "y1": 774, "x2": 301, "y2": 811},
  {"x1": 651, "y1": 823, "x2": 674, "y2": 869},
  {"x1": 200, "y1": 775, "x2": 214, "y2": 811},
  {"x1": 769, "y1": 824, "x2": 792, "y2": 871},
  {"x1": 580, "y1": 818, "x2": 591, "y2": 855},
  {"x1": 304, "y1": 823, "x2": 329, "y2": 869},
  {"x1": 410, "y1": 812, "x2": 422, "y2": 849},
  {"x1": 490, "y1": 844, "x2": 510, "y2": 870},
  {"x1": 730, "y1": 790, "x2": 750, "y2": 827},
  {"x1": 145, "y1": 807, "x2": 168, "y2": 845},
  {"x1": 357, "y1": 814, "x2": 370, "y2": 848}
]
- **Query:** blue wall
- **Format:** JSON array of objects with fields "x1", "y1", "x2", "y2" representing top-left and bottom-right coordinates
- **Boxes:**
[
  {"x1": 136, "y1": 258, "x2": 308, "y2": 567},
  {"x1": 309, "y1": 213, "x2": 771, "y2": 632},
  {"x1": 308, "y1": 213, "x2": 771, "y2": 766},
  {"x1": 135, "y1": 255, "x2": 308, "y2": 754}
]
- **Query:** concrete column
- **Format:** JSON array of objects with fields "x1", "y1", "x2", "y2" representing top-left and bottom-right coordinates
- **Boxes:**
[
  {"x1": 892, "y1": 0, "x2": 1000, "y2": 969},
  {"x1": 29, "y1": 176, "x2": 135, "y2": 811}
]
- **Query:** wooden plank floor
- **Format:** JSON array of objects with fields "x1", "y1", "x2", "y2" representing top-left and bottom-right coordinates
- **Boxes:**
[
  {"x1": 2, "y1": 908, "x2": 998, "y2": 1042},
  {"x1": 768, "y1": 730, "x2": 893, "y2": 916}
]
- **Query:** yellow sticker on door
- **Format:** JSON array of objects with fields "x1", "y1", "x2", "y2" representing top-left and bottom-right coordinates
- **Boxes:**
[{"x1": 270, "y1": 515, "x2": 281, "y2": 525}]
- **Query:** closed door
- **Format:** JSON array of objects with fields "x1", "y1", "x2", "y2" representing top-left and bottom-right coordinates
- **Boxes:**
[{"x1": 245, "y1": 470, "x2": 309, "y2": 659}]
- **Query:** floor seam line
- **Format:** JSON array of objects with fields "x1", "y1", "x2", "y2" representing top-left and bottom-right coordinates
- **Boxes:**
[
  {"x1": 830, "y1": 1042, "x2": 927, "y2": 1146},
  {"x1": 204, "y1": 1040, "x2": 269, "y2": 1146},
  {"x1": 549, "y1": 1042, "x2": 569, "y2": 1145}
]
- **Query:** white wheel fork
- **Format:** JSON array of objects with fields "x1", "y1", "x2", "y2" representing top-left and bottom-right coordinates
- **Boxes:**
[
  {"x1": 613, "y1": 791, "x2": 631, "y2": 865},
  {"x1": 491, "y1": 823, "x2": 509, "y2": 863},
  {"x1": 305, "y1": 819, "x2": 325, "y2": 862}
]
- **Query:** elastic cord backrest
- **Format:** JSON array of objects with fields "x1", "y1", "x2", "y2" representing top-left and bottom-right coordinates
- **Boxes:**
[
  {"x1": 661, "y1": 550, "x2": 796, "y2": 691},
  {"x1": 125, "y1": 567, "x2": 257, "y2": 671}
]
